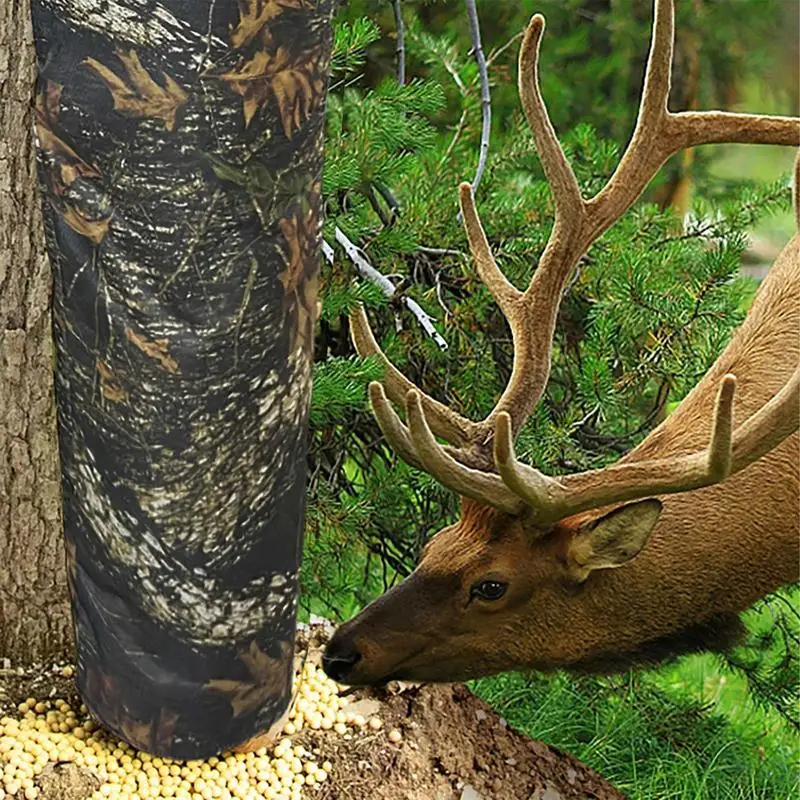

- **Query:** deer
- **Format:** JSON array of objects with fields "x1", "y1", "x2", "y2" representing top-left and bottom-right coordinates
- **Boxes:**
[{"x1": 321, "y1": 0, "x2": 800, "y2": 687}]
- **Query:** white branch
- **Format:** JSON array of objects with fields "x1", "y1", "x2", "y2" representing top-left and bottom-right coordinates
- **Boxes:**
[{"x1": 323, "y1": 228, "x2": 449, "y2": 351}]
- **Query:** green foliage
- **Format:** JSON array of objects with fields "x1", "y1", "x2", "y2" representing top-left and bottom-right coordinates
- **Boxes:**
[
  {"x1": 309, "y1": 357, "x2": 383, "y2": 428},
  {"x1": 304, "y1": 2, "x2": 798, "y2": 795},
  {"x1": 330, "y1": 17, "x2": 381, "y2": 78}
]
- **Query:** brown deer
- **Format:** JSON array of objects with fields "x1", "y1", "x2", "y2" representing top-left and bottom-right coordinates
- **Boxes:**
[{"x1": 321, "y1": 0, "x2": 800, "y2": 686}]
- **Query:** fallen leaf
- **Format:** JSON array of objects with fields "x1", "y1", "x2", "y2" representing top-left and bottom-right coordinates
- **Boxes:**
[
  {"x1": 125, "y1": 327, "x2": 179, "y2": 373},
  {"x1": 232, "y1": 706, "x2": 290, "y2": 753},
  {"x1": 84, "y1": 50, "x2": 188, "y2": 131},
  {"x1": 206, "y1": 640, "x2": 292, "y2": 718},
  {"x1": 344, "y1": 698, "x2": 382, "y2": 718},
  {"x1": 230, "y1": 0, "x2": 309, "y2": 48},
  {"x1": 97, "y1": 360, "x2": 128, "y2": 403},
  {"x1": 117, "y1": 718, "x2": 152, "y2": 751},
  {"x1": 221, "y1": 45, "x2": 324, "y2": 135},
  {"x1": 61, "y1": 205, "x2": 111, "y2": 245},
  {"x1": 391, "y1": 680, "x2": 427, "y2": 693}
]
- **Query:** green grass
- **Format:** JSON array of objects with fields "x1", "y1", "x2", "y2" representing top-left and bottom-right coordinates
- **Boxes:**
[
  {"x1": 469, "y1": 588, "x2": 800, "y2": 799},
  {"x1": 470, "y1": 656, "x2": 799, "y2": 800}
]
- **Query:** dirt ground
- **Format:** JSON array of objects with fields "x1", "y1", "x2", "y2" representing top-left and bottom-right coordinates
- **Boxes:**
[
  {"x1": 0, "y1": 625, "x2": 626, "y2": 800},
  {"x1": 314, "y1": 681, "x2": 626, "y2": 800}
]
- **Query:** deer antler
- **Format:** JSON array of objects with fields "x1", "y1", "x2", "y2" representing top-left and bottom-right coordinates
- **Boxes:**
[{"x1": 352, "y1": 0, "x2": 800, "y2": 520}]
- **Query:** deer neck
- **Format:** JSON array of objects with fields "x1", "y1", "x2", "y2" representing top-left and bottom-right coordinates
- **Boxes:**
[{"x1": 562, "y1": 235, "x2": 800, "y2": 670}]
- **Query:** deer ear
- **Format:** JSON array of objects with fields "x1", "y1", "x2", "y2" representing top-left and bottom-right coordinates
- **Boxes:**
[{"x1": 568, "y1": 499, "x2": 662, "y2": 573}]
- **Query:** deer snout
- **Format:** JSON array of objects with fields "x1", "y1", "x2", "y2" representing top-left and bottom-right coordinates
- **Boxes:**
[{"x1": 321, "y1": 634, "x2": 362, "y2": 683}]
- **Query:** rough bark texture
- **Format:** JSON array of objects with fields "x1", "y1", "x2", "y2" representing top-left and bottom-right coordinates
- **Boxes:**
[
  {"x1": 29, "y1": 0, "x2": 334, "y2": 759},
  {"x1": 0, "y1": 0, "x2": 73, "y2": 664}
]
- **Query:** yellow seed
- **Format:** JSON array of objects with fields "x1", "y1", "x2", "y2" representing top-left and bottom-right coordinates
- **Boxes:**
[
  {"x1": 0, "y1": 662, "x2": 385, "y2": 800},
  {"x1": 368, "y1": 717, "x2": 382, "y2": 731}
]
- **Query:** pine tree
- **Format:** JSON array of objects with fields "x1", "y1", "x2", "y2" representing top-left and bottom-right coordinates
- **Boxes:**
[{"x1": 303, "y1": 1, "x2": 798, "y2": 728}]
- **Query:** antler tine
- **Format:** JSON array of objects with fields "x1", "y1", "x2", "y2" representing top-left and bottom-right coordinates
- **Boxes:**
[
  {"x1": 467, "y1": 13, "x2": 591, "y2": 436},
  {"x1": 707, "y1": 375, "x2": 736, "y2": 480},
  {"x1": 586, "y1": 0, "x2": 800, "y2": 241},
  {"x1": 493, "y1": 411, "x2": 570, "y2": 524},
  {"x1": 583, "y1": 0, "x2": 677, "y2": 239},
  {"x1": 731, "y1": 366, "x2": 800, "y2": 473},
  {"x1": 493, "y1": 375, "x2": 739, "y2": 525},
  {"x1": 406, "y1": 392, "x2": 524, "y2": 515},
  {"x1": 517, "y1": 14, "x2": 586, "y2": 250},
  {"x1": 367, "y1": 382, "x2": 425, "y2": 471},
  {"x1": 349, "y1": 306, "x2": 474, "y2": 446},
  {"x1": 458, "y1": 183, "x2": 522, "y2": 316}
]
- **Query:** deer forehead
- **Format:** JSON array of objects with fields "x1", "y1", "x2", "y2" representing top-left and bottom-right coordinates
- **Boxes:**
[{"x1": 419, "y1": 511, "x2": 542, "y2": 578}]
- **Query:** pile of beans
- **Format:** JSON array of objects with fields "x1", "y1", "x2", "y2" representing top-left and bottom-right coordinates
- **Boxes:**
[{"x1": 0, "y1": 660, "x2": 402, "y2": 800}]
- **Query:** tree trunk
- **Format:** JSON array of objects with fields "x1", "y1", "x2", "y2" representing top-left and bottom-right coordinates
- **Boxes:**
[
  {"x1": 29, "y1": 0, "x2": 334, "y2": 760},
  {"x1": 0, "y1": 0, "x2": 72, "y2": 664}
]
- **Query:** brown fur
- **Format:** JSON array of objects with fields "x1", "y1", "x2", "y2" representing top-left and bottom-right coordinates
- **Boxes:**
[{"x1": 326, "y1": 236, "x2": 800, "y2": 686}]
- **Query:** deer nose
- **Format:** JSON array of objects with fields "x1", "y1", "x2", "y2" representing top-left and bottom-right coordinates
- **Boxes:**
[{"x1": 321, "y1": 638, "x2": 362, "y2": 682}]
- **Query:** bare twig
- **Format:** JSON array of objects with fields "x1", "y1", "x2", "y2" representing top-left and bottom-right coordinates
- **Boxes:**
[
  {"x1": 463, "y1": 0, "x2": 491, "y2": 205},
  {"x1": 323, "y1": 229, "x2": 449, "y2": 350},
  {"x1": 417, "y1": 246, "x2": 464, "y2": 256},
  {"x1": 438, "y1": 106, "x2": 469, "y2": 170},
  {"x1": 392, "y1": 0, "x2": 405, "y2": 85},
  {"x1": 434, "y1": 270, "x2": 452, "y2": 318},
  {"x1": 486, "y1": 31, "x2": 524, "y2": 69},
  {"x1": 440, "y1": 55, "x2": 468, "y2": 94}
]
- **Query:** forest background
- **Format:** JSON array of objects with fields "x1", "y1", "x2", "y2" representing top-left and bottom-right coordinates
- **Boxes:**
[{"x1": 302, "y1": 1, "x2": 800, "y2": 798}]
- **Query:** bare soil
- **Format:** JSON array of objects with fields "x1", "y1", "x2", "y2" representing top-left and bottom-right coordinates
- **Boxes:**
[
  {"x1": 313, "y1": 681, "x2": 625, "y2": 800},
  {"x1": 0, "y1": 626, "x2": 626, "y2": 800}
]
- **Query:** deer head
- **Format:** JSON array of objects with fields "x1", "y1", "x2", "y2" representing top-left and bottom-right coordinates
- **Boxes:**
[{"x1": 322, "y1": 0, "x2": 800, "y2": 686}]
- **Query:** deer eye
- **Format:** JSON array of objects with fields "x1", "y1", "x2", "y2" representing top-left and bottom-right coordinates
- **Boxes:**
[{"x1": 471, "y1": 580, "x2": 508, "y2": 601}]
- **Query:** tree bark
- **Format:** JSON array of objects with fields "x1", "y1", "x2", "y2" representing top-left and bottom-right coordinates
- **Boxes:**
[
  {"x1": 29, "y1": 0, "x2": 334, "y2": 759},
  {"x1": 0, "y1": 0, "x2": 72, "y2": 664}
]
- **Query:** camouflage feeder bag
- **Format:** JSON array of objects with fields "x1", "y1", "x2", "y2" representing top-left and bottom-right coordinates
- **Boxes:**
[{"x1": 30, "y1": 0, "x2": 334, "y2": 759}]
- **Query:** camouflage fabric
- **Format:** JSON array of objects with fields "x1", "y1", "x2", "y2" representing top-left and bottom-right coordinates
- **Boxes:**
[{"x1": 29, "y1": 0, "x2": 334, "y2": 759}]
